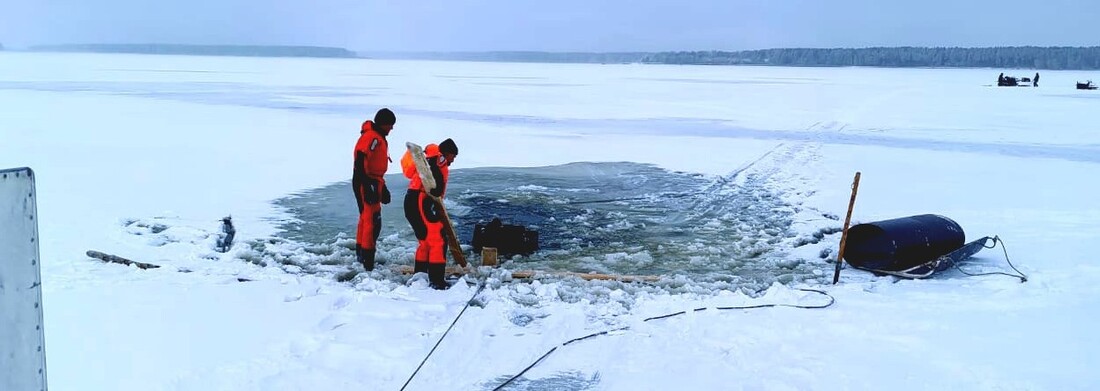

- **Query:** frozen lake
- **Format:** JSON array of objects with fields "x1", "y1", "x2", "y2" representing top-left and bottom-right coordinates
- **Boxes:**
[
  {"x1": 4, "y1": 51, "x2": 1098, "y2": 292},
  {"x1": 3, "y1": 52, "x2": 1098, "y2": 390}
]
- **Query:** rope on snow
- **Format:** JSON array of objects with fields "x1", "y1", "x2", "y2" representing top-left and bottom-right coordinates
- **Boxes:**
[{"x1": 491, "y1": 288, "x2": 835, "y2": 390}]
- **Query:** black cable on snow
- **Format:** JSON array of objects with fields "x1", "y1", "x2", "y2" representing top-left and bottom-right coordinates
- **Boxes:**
[{"x1": 491, "y1": 288, "x2": 835, "y2": 390}]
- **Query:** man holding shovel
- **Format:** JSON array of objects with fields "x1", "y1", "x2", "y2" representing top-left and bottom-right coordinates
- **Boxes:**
[{"x1": 402, "y1": 138, "x2": 459, "y2": 289}]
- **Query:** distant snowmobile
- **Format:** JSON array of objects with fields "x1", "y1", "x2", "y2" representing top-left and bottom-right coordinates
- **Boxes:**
[{"x1": 997, "y1": 74, "x2": 1031, "y2": 87}]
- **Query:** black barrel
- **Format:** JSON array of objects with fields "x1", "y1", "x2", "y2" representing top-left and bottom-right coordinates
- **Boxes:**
[{"x1": 843, "y1": 214, "x2": 965, "y2": 271}]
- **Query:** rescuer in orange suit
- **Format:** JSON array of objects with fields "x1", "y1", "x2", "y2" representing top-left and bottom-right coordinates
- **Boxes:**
[
  {"x1": 352, "y1": 108, "x2": 395, "y2": 271},
  {"x1": 402, "y1": 138, "x2": 458, "y2": 289}
]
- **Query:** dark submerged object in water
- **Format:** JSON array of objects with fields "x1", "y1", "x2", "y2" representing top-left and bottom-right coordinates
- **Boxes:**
[{"x1": 471, "y1": 218, "x2": 539, "y2": 257}]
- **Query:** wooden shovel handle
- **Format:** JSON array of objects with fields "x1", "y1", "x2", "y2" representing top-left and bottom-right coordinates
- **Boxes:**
[{"x1": 832, "y1": 172, "x2": 861, "y2": 284}]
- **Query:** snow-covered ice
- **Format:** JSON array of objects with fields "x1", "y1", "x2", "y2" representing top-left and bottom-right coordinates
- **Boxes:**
[{"x1": 2, "y1": 52, "x2": 1098, "y2": 390}]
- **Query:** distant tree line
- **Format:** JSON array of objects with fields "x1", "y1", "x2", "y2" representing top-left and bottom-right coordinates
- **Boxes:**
[
  {"x1": 20, "y1": 45, "x2": 1100, "y2": 69},
  {"x1": 641, "y1": 47, "x2": 1100, "y2": 70},
  {"x1": 364, "y1": 51, "x2": 649, "y2": 64},
  {"x1": 29, "y1": 44, "x2": 357, "y2": 58}
]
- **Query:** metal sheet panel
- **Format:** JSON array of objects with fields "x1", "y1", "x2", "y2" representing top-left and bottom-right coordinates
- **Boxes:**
[{"x1": 1, "y1": 167, "x2": 47, "y2": 391}]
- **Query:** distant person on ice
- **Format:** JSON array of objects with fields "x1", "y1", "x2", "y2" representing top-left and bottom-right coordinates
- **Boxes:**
[
  {"x1": 998, "y1": 73, "x2": 1005, "y2": 86},
  {"x1": 1034, "y1": 72, "x2": 1040, "y2": 87},
  {"x1": 402, "y1": 138, "x2": 459, "y2": 290},
  {"x1": 352, "y1": 108, "x2": 395, "y2": 271}
]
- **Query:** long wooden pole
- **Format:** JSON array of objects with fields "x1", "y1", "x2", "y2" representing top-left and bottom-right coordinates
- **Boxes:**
[
  {"x1": 396, "y1": 265, "x2": 661, "y2": 283},
  {"x1": 432, "y1": 195, "x2": 467, "y2": 267},
  {"x1": 832, "y1": 172, "x2": 861, "y2": 284},
  {"x1": 87, "y1": 250, "x2": 161, "y2": 269}
]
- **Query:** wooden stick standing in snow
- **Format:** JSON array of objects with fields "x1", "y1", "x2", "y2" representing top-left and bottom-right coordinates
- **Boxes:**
[
  {"x1": 406, "y1": 142, "x2": 467, "y2": 268},
  {"x1": 832, "y1": 172, "x2": 861, "y2": 284}
]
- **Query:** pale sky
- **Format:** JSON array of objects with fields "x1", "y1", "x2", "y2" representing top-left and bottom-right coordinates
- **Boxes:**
[{"x1": 2, "y1": 0, "x2": 1098, "y2": 51}]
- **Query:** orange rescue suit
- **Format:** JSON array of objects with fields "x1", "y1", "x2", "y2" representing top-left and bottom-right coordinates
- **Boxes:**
[
  {"x1": 353, "y1": 120, "x2": 390, "y2": 250},
  {"x1": 402, "y1": 144, "x2": 451, "y2": 264}
]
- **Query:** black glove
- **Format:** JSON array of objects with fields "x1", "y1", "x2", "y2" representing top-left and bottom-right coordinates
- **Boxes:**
[
  {"x1": 352, "y1": 170, "x2": 363, "y2": 187},
  {"x1": 380, "y1": 184, "x2": 391, "y2": 204},
  {"x1": 429, "y1": 185, "x2": 442, "y2": 198},
  {"x1": 352, "y1": 179, "x2": 364, "y2": 213},
  {"x1": 363, "y1": 179, "x2": 380, "y2": 205}
]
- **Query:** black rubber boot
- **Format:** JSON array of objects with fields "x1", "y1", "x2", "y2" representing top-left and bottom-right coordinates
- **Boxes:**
[
  {"x1": 357, "y1": 247, "x2": 375, "y2": 272},
  {"x1": 414, "y1": 260, "x2": 429, "y2": 274},
  {"x1": 427, "y1": 263, "x2": 450, "y2": 290}
]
